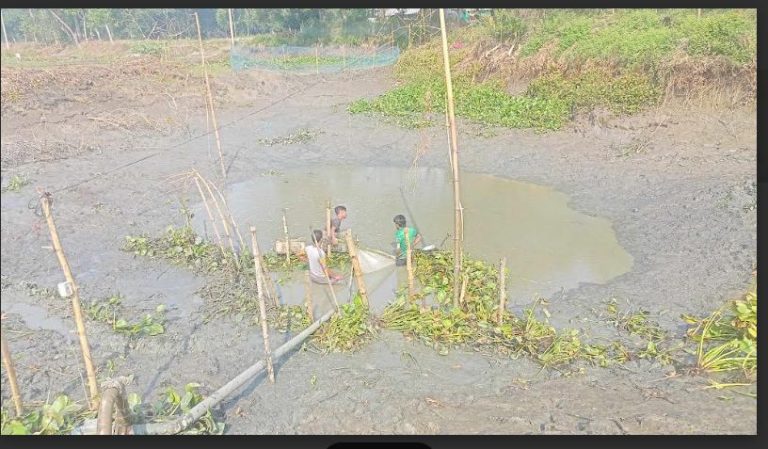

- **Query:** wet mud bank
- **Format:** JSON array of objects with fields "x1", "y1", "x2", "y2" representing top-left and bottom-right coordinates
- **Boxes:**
[{"x1": 0, "y1": 69, "x2": 756, "y2": 433}]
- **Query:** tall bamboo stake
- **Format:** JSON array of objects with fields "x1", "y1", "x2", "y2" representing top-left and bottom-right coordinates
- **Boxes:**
[
  {"x1": 250, "y1": 227, "x2": 275, "y2": 384},
  {"x1": 198, "y1": 174, "x2": 238, "y2": 266},
  {"x1": 194, "y1": 13, "x2": 227, "y2": 183},
  {"x1": 1, "y1": 11, "x2": 10, "y2": 50},
  {"x1": 282, "y1": 208, "x2": 291, "y2": 266},
  {"x1": 310, "y1": 227, "x2": 340, "y2": 313},
  {"x1": 40, "y1": 195, "x2": 99, "y2": 409},
  {"x1": 1, "y1": 325, "x2": 23, "y2": 416},
  {"x1": 192, "y1": 177, "x2": 223, "y2": 250},
  {"x1": 405, "y1": 227, "x2": 415, "y2": 300},
  {"x1": 496, "y1": 257, "x2": 507, "y2": 325},
  {"x1": 344, "y1": 230, "x2": 369, "y2": 307},
  {"x1": 247, "y1": 223, "x2": 278, "y2": 307},
  {"x1": 325, "y1": 201, "x2": 333, "y2": 256},
  {"x1": 304, "y1": 272, "x2": 314, "y2": 321},
  {"x1": 439, "y1": 9, "x2": 464, "y2": 308},
  {"x1": 227, "y1": 9, "x2": 235, "y2": 47},
  {"x1": 205, "y1": 177, "x2": 245, "y2": 250}
]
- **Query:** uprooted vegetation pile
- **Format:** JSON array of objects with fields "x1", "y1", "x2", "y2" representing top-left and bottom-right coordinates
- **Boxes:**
[{"x1": 350, "y1": 9, "x2": 756, "y2": 130}]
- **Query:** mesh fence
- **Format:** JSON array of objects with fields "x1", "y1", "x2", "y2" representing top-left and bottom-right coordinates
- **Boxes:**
[{"x1": 229, "y1": 44, "x2": 401, "y2": 74}]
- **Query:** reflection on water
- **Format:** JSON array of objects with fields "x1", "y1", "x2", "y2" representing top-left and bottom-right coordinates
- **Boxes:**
[{"x1": 192, "y1": 166, "x2": 633, "y2": 311}]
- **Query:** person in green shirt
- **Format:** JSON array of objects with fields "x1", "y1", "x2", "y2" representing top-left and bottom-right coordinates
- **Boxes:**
[{"x1": 393, "y1": 214, "x2": 422, "y2": 266}]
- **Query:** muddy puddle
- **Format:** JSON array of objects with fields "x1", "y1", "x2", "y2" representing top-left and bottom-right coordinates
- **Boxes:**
[
  {"x1": 2, "y1": 301, "x2": 70, "y2": 335},
  {"x1": 192, "y1": 166, "x2": 633, "y2": 312}
]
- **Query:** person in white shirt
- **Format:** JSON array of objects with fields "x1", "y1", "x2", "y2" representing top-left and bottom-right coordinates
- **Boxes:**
[{"x1": 305, "y1": 229, "x2": 343, "y2": 284}]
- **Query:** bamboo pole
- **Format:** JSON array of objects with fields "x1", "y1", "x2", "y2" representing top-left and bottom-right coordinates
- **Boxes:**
[
  {"x1": 698, "y1": 9, "x2": 702, "y2": 18},
  {"x1": 227, "y1": 9, "x2": 235, "y2": 47},
  {"x1": 326, "y1": 201, "x2": 333, "y2": 256},
  {"x1": 105, "y1": 25, "x2": 114, "y2": 44},
  {"x1": 1, "y1": 324, "x2": 23, "y2": 416},
  {"x1": 304, "y1": 272, "x2": 314, "y2": 321},
  {"x1": 250, "y1": 227, "x2": 275, "y2": 384},
  {"x1": 459, "y1": 273, "x2": 468, "y2": 308},
  {"x1": 88, "y1": 308, "x2": 338, "y2": 435},
  {"x1": 1, "y1": 11, "x2": 10, "y2": 50},
  {"x1": 282, "y1": 208, "x2": 291, "y2": 266},
  {"x1": 310, "y1": 227, "x2": 340, "y2": 313},
  {"x1": 192, "y1": 176, "x2": 224, "y2": 250},
  {"x1": 194, "y1": 13, "x2": 227, "y2": 183},
  {"x1": 439, "y1": 9, "x2": 464, "y2": 308},
  {"x1": 40, "y1": 195, "x2": 99, "y2": 409},
  {"x1": 405, "y1": 227, "x2": 415, "y2": 300},
  {"x1": 344, "y1": 230, "x2": 369, "y2": 307},
  {"x1": 248, "y1": 223, "x2": 278, "y2": 307},
  {"x1": 205, "y1": 178, "x2": 245, "y2": 250},
  {"x1": 198, "y1": 174, "x2": 238, "y2": 266},
  {"x1": 496, "y1": 257, "x2": 507, "y2": 325}
]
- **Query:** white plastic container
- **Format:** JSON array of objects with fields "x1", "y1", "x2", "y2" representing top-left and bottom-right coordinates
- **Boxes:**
[{"x1": 57, "y1": 281, "x2": 74, "y2": 298}]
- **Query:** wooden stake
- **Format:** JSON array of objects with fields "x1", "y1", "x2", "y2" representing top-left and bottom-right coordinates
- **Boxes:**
[
  {"x1": 206, "y1": 178, "x2": 245, "y2": 250},
  {"x1": 248, "y1": 224, "x2": 278, "y2": 307},
  {"x1": 197, "y1": 173, "x2": 238, "y2": 267},
  {"x1": 1, "y1": 11, "x2": 10, "y2": 50},
  {"x1": 1, "y1": 325, "x2": 23, "y2": 416},
  {"x1": 405, "y1": 227, "x2": 415, "y2": 300},
  {"x1": 698, "y1": 9, "x2": 702, "y2": 18},
  {"x1": 496, "y1": 257, "x2": 507, "y2": 325},
  {"x1": 344, "y1": 230, "x2": 369, "y2": 307},
  {"x1": 227, "y1": 9, "x2": 235, "y2": 47},
  {"x1": 40, "y1": 195, "x2": 99, "y2": 409},
  {"x1": 439, "y1": 9, "x2": 464, "y2": 308},
  {"x1": 310, "y1": 227, "x2": 340, "y2": 313},
  {"x1": 250, "y1": 227, "x2": 275, "y2": 384},
  {"x1": 192, "y1": 176, "x2": 224, "y2": 250},
  {"x1": 458, "y1": 273, "x2": 468, "y2": 308},
  {"x1": 304, "y1": 272, "x2": 314, "y2": 321},
  {"x1": 195, "y1": 13, "x2": 227, "y2": 183},
  {"x1": 282, "y1": 208, "x2": 291, "y2": 266},
  {"x1": 326, "y1": 201, "x2": 333, "y2": 256}
]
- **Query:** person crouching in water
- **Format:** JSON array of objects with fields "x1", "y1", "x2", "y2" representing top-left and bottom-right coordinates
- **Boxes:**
[
  {"x1": 329, "y1": 205, "x2": 347, "y2": 246},
  {"x1": 393, "y1": 214, "x2": 422, "y2": 266},
  {"x1": 306, "y1": 229, "x2": 344, "y2": 284}
]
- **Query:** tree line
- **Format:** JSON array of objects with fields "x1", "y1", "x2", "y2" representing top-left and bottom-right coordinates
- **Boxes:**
[{"x1": 0, "y1": 9, "x2": 396, "y2": 46}]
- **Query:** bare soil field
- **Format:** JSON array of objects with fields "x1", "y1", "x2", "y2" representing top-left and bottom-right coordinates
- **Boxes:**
[{"x1": 0, "y1": 42, "x2": 756, "y2": 434}]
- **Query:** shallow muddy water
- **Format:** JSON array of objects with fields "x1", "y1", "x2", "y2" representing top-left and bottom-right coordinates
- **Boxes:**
[
  {"x1": 192, "y1": 166, "x2": 633, "y2": 309},
  {"x1": 2, "y1": 301, "x2": 70, "y2": 335}
]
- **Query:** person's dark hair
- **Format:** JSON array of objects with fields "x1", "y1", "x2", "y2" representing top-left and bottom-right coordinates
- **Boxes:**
[
  {"x1": 311, "y1": 229, "x2": 323, "y2": 244},
  {"x1": 393, "y1": 214, "x2": 406, "y2": 228},
  {"x1": 334, "y1": 205, "x2": 347, "y2": 215}
]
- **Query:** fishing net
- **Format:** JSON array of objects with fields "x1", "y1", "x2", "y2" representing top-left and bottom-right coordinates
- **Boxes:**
[
  {"x1": 230, "y1": 44, "x2": 400, "y2": 74},
  {"x1": 357, "y1": 247, "x2": 396, "y2": 274}
]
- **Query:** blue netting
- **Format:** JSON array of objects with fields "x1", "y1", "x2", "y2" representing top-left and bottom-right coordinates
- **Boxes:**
[{"x1": 230, "y1": 44, "x2": 400, "y2": 73}]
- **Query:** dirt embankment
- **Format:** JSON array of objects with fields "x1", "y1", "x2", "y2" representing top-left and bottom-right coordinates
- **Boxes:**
[{"x1": 0, "y1": 42, "x2": 756, "y2": 434}]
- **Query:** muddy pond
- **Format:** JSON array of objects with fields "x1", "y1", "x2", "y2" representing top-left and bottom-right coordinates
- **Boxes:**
[{"x1": 191, "y1": 166, "x2": 633, "y2": 314}]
